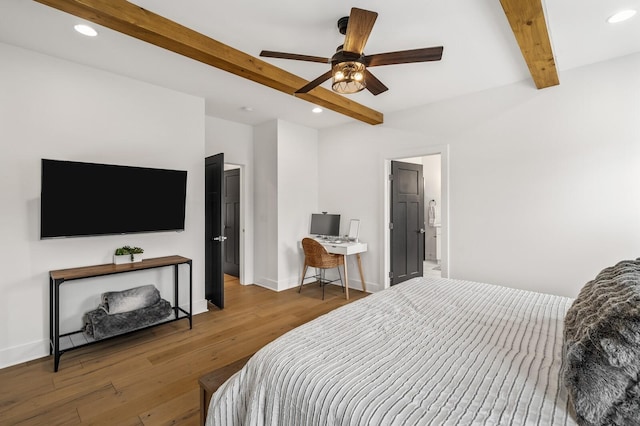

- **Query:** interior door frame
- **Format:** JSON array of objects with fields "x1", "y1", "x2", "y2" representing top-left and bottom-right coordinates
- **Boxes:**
[
  {"x1": 205, "y1": 153, "x2": 224, "y2": 309},
  {"x1": 224, "y1": 163, "x2": 246, "y2": 284},
  {"x1": 390, "y1": 160, "x2": 425, "y2": 285},
  {"x1": 382, "y1": 145, "x2": 450, "y2": 290}
]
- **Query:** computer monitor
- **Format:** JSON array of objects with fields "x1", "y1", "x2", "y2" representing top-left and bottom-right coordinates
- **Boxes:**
[{"x1": 310, "y1": 213, "x2": 340, "y2": 237}]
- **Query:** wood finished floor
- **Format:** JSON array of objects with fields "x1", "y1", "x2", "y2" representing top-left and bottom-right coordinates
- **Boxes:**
[{"x1": 0, "y1": 276, "x2": 367, "y2": 425}]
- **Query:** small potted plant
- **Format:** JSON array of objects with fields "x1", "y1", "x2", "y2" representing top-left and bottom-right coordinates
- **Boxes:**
[{"x1": 113, "y1": 246, "x2": 144, "y2": 264}]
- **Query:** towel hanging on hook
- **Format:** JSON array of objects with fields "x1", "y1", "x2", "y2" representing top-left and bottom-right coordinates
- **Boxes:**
[{"x1": 428, "y1": 200, "x2": 436, "y2": 227}]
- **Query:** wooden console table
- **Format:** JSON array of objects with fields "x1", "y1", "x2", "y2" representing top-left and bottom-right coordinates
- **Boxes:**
[{"x1": 49, "y1": 255, "x2": 192, "y2": 372}]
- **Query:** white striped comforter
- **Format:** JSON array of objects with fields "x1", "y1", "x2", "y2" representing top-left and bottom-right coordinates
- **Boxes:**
[{"x1": 207, "y1": 277, "x2": 577, "y2": 425}]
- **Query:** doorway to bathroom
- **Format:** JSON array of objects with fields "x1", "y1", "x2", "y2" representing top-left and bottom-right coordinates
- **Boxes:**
[
  {"x1": 389, "y1": 153, "x2": 443, "y2": 282},
  {"x1": 421, "y1": 154, "x2": 442, "y2": 279}
]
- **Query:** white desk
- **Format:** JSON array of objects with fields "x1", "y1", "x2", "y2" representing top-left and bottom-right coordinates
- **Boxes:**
[{"x1": 313, "y1": 238, "x2": 368, "y2": 299}]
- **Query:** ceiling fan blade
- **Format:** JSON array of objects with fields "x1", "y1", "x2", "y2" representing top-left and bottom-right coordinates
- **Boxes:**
[
  {"x1": 364, "y1": 70, "x2": 388, "y2": 96},
  {"x1": 343, "y1": 8, "x2": 378, "y2": 54},
  {"x1": 260, "y1": 50, "x2": 330, "y2": 64},
  {"x1": 365, "y1": 46, "x2": 444, "y2": 67},
  {"x1": 295, "y1": 70, "x2": 333, "y2": 94}
]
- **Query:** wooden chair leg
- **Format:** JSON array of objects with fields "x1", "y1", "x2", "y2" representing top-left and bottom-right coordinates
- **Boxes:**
[
  {"x1": 343, "y1": 256, "x2": 349, "y2": 300},
  {"x1": 299, "y1": 264, "x2": 308, "y2": 293}
]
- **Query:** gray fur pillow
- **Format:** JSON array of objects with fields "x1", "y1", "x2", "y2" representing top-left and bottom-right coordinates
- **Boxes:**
[{"x1": 563, "y1": 259, "x2": 640, "y2": 426}]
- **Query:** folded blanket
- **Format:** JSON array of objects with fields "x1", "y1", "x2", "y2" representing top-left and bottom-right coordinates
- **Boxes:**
[
  {"x1": 101, "y1": 284, "x2": 160, "y2": 315},
  {"x1": 563, "y1": 259, "x2": 640, "y2": 426},
  {"x1": 84, "y1": 299, "x2": 173, "y2": 340}
]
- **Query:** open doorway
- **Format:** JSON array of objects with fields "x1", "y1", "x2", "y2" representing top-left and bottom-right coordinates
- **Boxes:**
[
  {"x1": 384, "y1": 146, "x2": 448, "y2": 288},
  {"x1": 223, "y1": 165, "x2": 240, "y2": 278},
  {"x1": 421, "y1": 154, "x2": 442, "y2": 279}
]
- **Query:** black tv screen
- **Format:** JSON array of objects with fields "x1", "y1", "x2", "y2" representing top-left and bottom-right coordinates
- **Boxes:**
[
  {"x1": 41, "y1": 159, "x2": 187, "y2": 238},
  {"x1": 309, "y1": 213, "x2": 340, "y2": 237}
]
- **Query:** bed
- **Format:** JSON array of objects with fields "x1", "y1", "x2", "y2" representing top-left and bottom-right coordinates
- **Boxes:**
[{"x1": 205, "y1": 276, "x2": 578, "y2": 425}]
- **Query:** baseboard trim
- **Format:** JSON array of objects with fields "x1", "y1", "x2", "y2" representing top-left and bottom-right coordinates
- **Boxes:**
[
  {"x1": 253, "y1": 278, "x2": 278, "y2": 291},
  {"x1": 0, "y1": 339, "x2": 48, "y2": 370}
]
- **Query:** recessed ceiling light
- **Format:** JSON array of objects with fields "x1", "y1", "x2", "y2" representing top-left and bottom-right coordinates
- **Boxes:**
[
  {"x1": 312, "y1": 107, "x2": 323, "y2": 113},
  {"x1": 74, "y1": 24, "x2": 98, "y2": 37},
  {"x1": 607, "y1": 9, "x2": 637, "y2": 23}
]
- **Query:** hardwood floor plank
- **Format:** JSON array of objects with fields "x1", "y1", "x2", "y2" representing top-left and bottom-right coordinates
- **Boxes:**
[
  {"x1": 9, "y1": 406, "x2": 82, "y2": 426},
  {"x1": 52, "y1": 358, "x2": 152, "y2": 392},
  {"x1": 139, "y1": 388, "x2": 200, "y2": 426},
  {"x1": 0, "y1": 280, "x2": 368, "y2": 425},
  {"x1": 1, "y1": 383, "x2": 115, "y2": 425}
]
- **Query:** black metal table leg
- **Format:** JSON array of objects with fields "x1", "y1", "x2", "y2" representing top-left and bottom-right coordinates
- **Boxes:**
[
  {"x1": 54, "y1": 278, "x2": 62, "y2": 372},
  {"x1": 189, "y1": 261, "x2": 193, "y2": 329},
  {"x1": 174, "y1": 264, "x2": 179, "y2": 319},
  {"x1": 49, "y1": 276, "x2": 53, "y2": 356}
]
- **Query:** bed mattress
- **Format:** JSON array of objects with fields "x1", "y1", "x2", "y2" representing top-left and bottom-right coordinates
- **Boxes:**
[{"x1": 207, "y1": 277, "x2": 577, "y2": 425}]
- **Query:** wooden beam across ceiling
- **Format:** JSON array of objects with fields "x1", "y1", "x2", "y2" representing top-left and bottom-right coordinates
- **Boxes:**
[
  {"x1": 500, "y1": 0, "x2": 559, "y2": 89},
  {"x1": 34, "y1": 0, "x2": 384, "y2": 125}
]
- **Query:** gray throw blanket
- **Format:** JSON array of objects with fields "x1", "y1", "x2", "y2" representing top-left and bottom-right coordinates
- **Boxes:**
[
  {"x1": 83, "y1": 299, "x2": 173, "y2": 340},
  {"x1": 101, "y1": 284, "x2": 160, "y2": 315},
  {"x1": 563, "y1": 259, "x2": 640, "y2": 426}
]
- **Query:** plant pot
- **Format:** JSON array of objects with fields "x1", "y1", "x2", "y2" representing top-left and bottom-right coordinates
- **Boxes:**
[
  {"x1": 113, "y1": 254, "x2": 131, "y2": 264},
  {"x1": 113, "y1": 254, "x2": 142, "y2": 264}
]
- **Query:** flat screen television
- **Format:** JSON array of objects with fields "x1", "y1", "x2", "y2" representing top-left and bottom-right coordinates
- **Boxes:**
[
  {"x1": 309, "y1": 213, "x2": 340, "y2": 237},
  {"x1": 41, "y1": 159, "x2": 187, "y2": 238}
]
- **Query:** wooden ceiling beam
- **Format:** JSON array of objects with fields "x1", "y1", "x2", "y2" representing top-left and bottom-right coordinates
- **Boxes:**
[
  {"x1": 499, "y1": 0, "x2": 559, "y2": 89},
  {"x1": 34, "y1": 0, "x2": 384, "y2": 125}
]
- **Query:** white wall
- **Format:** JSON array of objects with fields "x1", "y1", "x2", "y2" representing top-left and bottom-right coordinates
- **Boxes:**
[
  {"x1": 251, "y1": 120, "x2": 319, "y2": 290},
  {"x1": 0, "y1": 43, "x2": 207, "y2": 368},
  {"x1": 319, "y1": 52, "x2": 640, "y2": 298},
  {"x1": 205, "y1": 116, "x2": 254, "y2": 284},
  {"x1": 277, "y1": 121, "x2": 319, "y2": 289},
  {"x1": 318, "y1": 126, "x2": 423, "y2": 292},
  {"x1": 253, "y1": 121, "x2": 279, "y2": 289}
]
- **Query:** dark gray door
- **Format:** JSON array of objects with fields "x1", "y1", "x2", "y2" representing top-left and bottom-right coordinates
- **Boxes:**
[
  {"x1": 205, "y1": 153, "x2": 224, "y2": 308},
  {"x1": 223, "y1": 168, "x2": 240, "y2": 277},
  {"x1": 390, "y1": 160, "x2": 425, "y2": 285}
]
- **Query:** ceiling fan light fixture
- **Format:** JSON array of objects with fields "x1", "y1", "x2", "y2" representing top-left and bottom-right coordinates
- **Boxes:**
[{"x1": 332, "y1": 61, "x2": 366, "y2": 94}]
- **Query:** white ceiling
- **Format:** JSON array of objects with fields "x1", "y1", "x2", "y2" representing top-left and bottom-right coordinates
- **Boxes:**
[{"x1": 1, "y1": 0, "x2": 639, "y2": 129}]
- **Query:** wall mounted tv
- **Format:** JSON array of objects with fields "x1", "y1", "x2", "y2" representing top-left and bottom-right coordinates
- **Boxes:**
[{"x1": 41, "y1": 159, "x2": 187, "y2": 239}]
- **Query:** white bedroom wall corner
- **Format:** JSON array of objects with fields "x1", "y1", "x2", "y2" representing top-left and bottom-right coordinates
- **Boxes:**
[
  {"x1": 0, "y1": 43, "x2": 207, "y2": 368},
  {"x1": 248, "y1": 119, "x2": 319, "y2": 291},
  {"x1": 253, "y1": 121, "x2": 279, "y2": 288},
  {"x1": 276, "y1": 120, "x2": 319, "y2": 291}
]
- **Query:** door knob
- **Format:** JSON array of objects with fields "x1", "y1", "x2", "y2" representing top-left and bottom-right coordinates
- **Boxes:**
[
  {"x1": 213, "y1": 236, "x2": 228, "y2": 242},
  {"x1": 419, "y1": 228, "x2": 426, "y2": 234}
]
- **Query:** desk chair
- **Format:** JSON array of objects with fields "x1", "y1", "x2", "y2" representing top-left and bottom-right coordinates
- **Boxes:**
[{"x1": 299, "y1": 238, "x2": 346, "y2": 299}]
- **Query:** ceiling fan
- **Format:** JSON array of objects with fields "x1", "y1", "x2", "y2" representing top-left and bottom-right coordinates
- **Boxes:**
[{"x1": 260, "y1": 7, "x2": 444, "y2": 96}]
